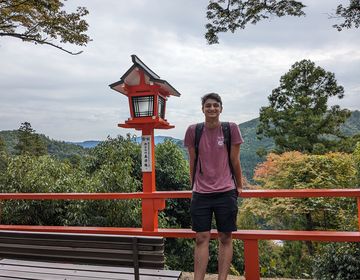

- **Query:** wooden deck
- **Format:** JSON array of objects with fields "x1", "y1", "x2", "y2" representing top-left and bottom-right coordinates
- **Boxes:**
[{"x1": 0, "y1": 259, "x2": 182, "y2": 280}]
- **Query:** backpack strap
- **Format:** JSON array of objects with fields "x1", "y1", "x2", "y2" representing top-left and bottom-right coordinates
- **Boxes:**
[
  {"x1": 221, "y1": 122, "x2": 236, "y2": 185},
  {"x1": 192, "y1": 122, "x2": 204, "y2": 188}
]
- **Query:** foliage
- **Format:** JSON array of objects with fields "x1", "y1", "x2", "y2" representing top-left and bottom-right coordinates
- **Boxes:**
[
  {"x1": 354, "y1": 142, "x2": 360, "y2": 185},
  {"x1": 239, "y1": 118, "x2": 275, "y2": 182},
  {"x1": 154, "y1": 140, "x2": 194, "y2": 271},
  {"x1": 67, "y1": 135, "x2": 142, "y2": 227},
  {"x1": 253, "y1": 151, "x2": 358, "y2": 230},
  {"x1": 14, "y1": 122, "x2": 47, "y2": 156},
  {"x1": 164, "y1": 238, "x2": 195, "y2": 270},
  {"x1": 0, "y1": 129, "x2": 89, "y2": 161},
  {"x1": 205, "y1": 0, "x2": 360, "y2": 44},
  {"x1": 258, "y1": 59, "x2": 350, "y2": 154},
  {"x1": 0, "y1": 155, "x2": 80, "y2": 225},
  {"x1": 259, "y1": 241, "x2": 288, "y2": 277},
  {"x1": 0, "y1": 0, "x2": 91, "y2": 55},
  {"x1": 332, "y1": 0, "x2": 360, "y2": 31},
  {"x1": 313, "y1": 242, "x2": 360, "y2": 280},
  {"x1": 0, "y1": 136, "x2": 6, "y2": 153},
  {"x1": 156, "y1": 140, "x2": 191, "y2": 228},
  {"x1": 247, "y1": 151, "x2": 358, "y2": 277}
]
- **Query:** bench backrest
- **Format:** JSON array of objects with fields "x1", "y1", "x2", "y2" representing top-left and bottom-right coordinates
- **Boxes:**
[{"x1": 0, "y1": 230, "x2": 165, "y2": 269}]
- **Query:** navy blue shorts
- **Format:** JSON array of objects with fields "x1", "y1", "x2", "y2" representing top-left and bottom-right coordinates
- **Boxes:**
[{"x1": 190, "y1": 189, "x2": 238, "y2": 233}]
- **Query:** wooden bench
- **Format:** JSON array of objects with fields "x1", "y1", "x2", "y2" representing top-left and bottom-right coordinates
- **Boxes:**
[{"x1": 0, "y1": 230, "x2": 181, "y2": 280}]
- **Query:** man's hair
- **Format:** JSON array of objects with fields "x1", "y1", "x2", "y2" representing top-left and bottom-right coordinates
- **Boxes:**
[{"x1": 201, "y1": 93, "x2": 222, "y2": 107}]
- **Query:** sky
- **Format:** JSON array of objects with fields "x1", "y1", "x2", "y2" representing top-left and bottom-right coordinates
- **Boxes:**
[{"x1": 0, "y1": 0, "x2": 359, "y2": 142}]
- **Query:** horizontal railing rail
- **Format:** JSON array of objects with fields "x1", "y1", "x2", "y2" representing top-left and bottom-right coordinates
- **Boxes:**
[
  {"x1": 0, "y1": 188, "x2": 359, "y2": 280},
  {"x1": 0, "y1": 188, "x2": 359, "y2": 199}
]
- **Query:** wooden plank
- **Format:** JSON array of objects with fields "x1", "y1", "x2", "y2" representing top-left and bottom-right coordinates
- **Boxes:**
[
  {"x1": 0, "y1": 244, "x2": 164, "y2": 268},
  {"x1": 0, "y1": 236, "x2": 164, "y2": 251},
  {"x1": 0, "y1": 264, "x2": 133, "y2": 279},
  {"x1": 0, "y1": 238, "x2": 164, "y2": 253},
  {"x1": 0, "y1": 259, "x2": 182, "y2": 278},
  {"x1": 0, "y1": 231, "x2": 164, "y2": 246},
  {"x1": 0, "y1": 269, "x2": 117, "y2": 280},
  {"x1": 0, "y1": 242, "x2": 164, "y2": 259},
  {"x1": 0, "y1": 266, "x2": 179, "y2": 280}
]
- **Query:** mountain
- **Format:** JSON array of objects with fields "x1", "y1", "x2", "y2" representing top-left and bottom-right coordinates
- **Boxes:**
[
  {"x1": 72, "y1": 136, "x2": 179, "y2": 149},
  {"x1": 1, "y1": 110, "x2": 359, "y2": 180},
  {"x1": 340, "y1": 110, "x2": 360, "y2": 136},
  {"x1": 72, "y1": 140, "x2": 101, "y2": 149},
  {"x1": 133, "y1": 136, "x2": 178, "y2": 145},
  {"x1": 0, "y1": 130, "x2": 89, "y2": 160},
  {"x1": 238, "y1": 110, "x2": 360, "y2": 182}
]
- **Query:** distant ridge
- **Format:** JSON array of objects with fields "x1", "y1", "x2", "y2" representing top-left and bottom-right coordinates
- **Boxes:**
[
  {"x1": 72, "y1": 136, "x2": 178, "y2": 149},
  {"x1": 1, "y1": 110, "x2": 359, "y2": 181},
  {"x1": 72, "y1": 140, "x2": 101, "y2": 149}
]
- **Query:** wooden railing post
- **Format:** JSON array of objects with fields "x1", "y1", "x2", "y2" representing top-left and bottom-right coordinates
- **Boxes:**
[
  {"x1": 244, "y1": 239, "x2": 260, "y2": 280},
  {"x1": 141, "y1": 126, "x2": 158, "y2": 232},
  {"x1": 358, "y1": 197, "x2": 360, "y2": 231}
]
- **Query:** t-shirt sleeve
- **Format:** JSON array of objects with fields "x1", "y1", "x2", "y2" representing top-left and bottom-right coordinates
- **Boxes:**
[
  {"x1": 230, "y1": 122, "x2": 244, "y2": 145},
  {"x1": 184, "y1": 125, "x2": 195, "y2": 148}
]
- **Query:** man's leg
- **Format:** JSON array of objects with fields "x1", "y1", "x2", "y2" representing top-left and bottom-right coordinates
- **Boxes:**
[
  {"x1": 213, "y1": 190, "x2": 238, "y2": 280},
  {"x1": 194, "y1": 231, "x2": 211, "y2": 280},
  {"x1": 217, "y1": 232, "x2": 233, "y2": 280}
]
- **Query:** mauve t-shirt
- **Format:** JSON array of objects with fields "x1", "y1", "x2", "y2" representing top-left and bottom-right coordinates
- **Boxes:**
[{"x1": 184, "y1": 122, "x2": 244, "y2": 193}]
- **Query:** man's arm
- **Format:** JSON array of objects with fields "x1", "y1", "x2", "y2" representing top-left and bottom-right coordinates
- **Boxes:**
[
  {"x1": 188, "y1": 146, "x2": 196, "y2": 186},
  {"x1": 230, "y1": 143, "x2": 243, "y2": 192}
]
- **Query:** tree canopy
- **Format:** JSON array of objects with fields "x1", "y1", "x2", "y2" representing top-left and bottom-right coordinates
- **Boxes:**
[
  {"x1": 257, "y1": 59, "x2": 350, "y2": 154},
  {"x1": 0, "y1": 0, "x2": 91, "y2": 55},
  {"x1": 14, "y1": 122, "x2": 47, "y2": 156},
  {"x1": 205, "y1": 0, "x2": 360, "y2": 44}
]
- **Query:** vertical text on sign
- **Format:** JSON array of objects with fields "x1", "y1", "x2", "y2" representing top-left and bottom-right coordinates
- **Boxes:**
[{"x1": 141, "y1": 135, "x2": 152, "y2": 172}]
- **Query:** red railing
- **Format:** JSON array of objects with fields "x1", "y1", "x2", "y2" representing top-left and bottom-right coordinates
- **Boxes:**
[{"x1": 0, "y1": 189, "x2": 360, "y2": 280}]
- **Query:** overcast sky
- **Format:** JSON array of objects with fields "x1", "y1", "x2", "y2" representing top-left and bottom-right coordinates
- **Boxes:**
[{"x1": 0, "y1": 0, "x2": 359, "y2": 141}]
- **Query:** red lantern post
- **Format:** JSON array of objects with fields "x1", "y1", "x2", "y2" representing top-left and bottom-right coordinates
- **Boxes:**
[{"x1": 109, "y1": 55, "x2": 181, "y2": 231}]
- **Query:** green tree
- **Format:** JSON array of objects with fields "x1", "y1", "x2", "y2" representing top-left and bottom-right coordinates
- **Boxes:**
[
  {"x1": 0, "y1": 136, "x2": 6, "y2": 153},
  {"x1": 156, "y1": 140, "x2": 191, "y2": 228},
  {"x1": 0, "y1": 0, "x2": 90, "y2": 55},
  {"x1": 205, "y1": 0, "x2": 360, "y2": 44},
  {"x1": 257, "y1": 59, "x2": 350, "y2": 154},
  {"x1": 67, "y1": 135, "x2": 142, "y2": 227},
  {"x1": 313, "y1": 242, "x2": 360, "y2": 280},
  {"x1": 0, "y1": 137, "x2": 8, "y2": 184},
  {"x1": 154, "y1": 140, "x2": 194, "y2": 271},
  {"x1": 14, "y1": 122, "x2": 47, "y2": 156},
  {"x1": 247, "y1": 151, "x2": 358, "y2": 276},
  {"x1": 0, "y1": 155, "x2": 82, "y2": 225}
]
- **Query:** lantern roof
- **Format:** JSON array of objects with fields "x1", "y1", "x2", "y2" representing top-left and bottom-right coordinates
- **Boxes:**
[{"x1": 109, "y1": 55, "x2": 181, "y2": 97}]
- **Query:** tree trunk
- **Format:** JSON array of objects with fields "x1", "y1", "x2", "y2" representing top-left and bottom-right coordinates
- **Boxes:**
[{"x1": 305, "y1": 213, "x2": 315, "y2": 255}]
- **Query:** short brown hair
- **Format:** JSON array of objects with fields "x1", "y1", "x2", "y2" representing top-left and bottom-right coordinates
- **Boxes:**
[{"x1": 201, "y1": 93, "x2": 222, "y2": 107}]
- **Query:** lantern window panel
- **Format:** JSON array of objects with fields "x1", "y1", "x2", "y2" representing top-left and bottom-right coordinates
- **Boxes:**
[
  {"x1": 132, "y1": 95, "x2": 154, "y2": 117},
  {"x1": 158, "y1": 96, "x2": 165, "y2": 119}
]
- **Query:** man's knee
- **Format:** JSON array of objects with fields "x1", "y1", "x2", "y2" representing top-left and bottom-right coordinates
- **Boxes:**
[
  {"x1": 195, "y1": 232, "x2": 211, "y2": 246},
  {"x1": 218, "y1": 232, "x2": 232, "y2": 245}
]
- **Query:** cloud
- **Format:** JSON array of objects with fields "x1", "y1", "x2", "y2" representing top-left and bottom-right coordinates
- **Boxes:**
[{"x1": 0, "y1": 0, "x2": 359, "y2": 141}]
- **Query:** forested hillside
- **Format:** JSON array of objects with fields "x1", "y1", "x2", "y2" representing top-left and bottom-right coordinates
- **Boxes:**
[
  {"x1": 0, "y1": 130, "x2": 89, "y2": 160},
  {"x1": 1, "y1": 110, "x2": 359, "y2": 181},
  {"x1": 240, "y1": 110, "x2": 360, "y2": 181}
]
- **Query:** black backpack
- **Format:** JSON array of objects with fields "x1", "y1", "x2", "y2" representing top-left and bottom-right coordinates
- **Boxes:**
[{"x1": 192, "y1": 122, "x2": 234, "y2": 188}]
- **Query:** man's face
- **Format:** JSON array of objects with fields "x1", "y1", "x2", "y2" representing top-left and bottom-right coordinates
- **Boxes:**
[{"x1": 202, "y1": 98, "x2": 222, "y2": 119}]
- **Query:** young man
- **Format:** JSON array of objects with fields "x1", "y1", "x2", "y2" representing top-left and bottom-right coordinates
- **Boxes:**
[{"x1": 184, "y1": 93, "x2": 244, "y2": 280}]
